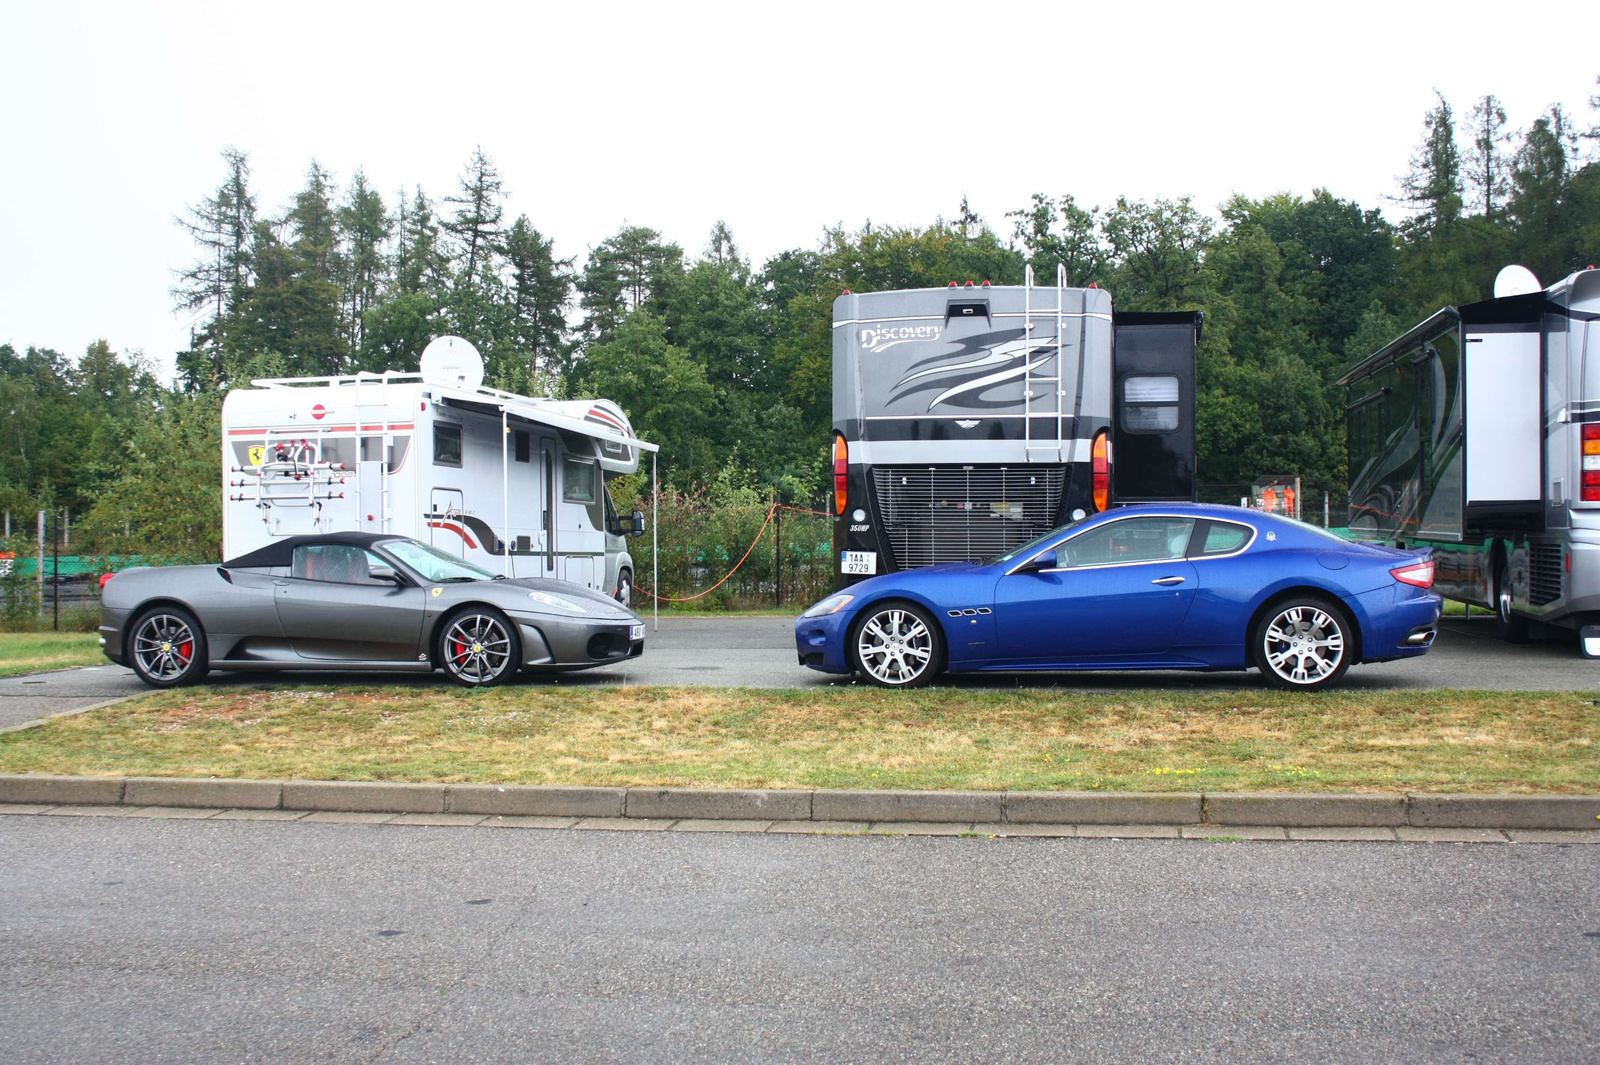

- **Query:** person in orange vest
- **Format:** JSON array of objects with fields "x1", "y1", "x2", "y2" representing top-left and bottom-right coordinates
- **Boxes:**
[
  {"x1": 1260, "y1": 486, "x2": 1278, "y2": 513},
  {"x1": 1283, "y1": 485, "x2": 1297, "y2": 519}
]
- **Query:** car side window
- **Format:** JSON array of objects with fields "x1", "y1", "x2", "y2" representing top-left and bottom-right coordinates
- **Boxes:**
[
  {"x1": 1192, "y1": 520, "x2": 1253, "y2": 557},
  {"x1": 1058, "y1": 518, "x2": 1195, "y2": 568},
  {"x1": 291, "y1": 545, "x2": 390, "y2": 585}
]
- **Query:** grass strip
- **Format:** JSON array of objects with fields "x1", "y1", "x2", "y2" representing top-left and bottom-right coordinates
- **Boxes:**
[
  {"x1": 0, "y1": 685, "x2": 1594, "y2": 794},
  {"x1": 0, "y1": 632, "x2": 105, "y2": 678}
]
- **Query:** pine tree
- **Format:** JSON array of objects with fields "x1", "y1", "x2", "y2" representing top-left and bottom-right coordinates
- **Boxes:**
[
  {"x1": 442, "y1": 147, "x2": 505, "y2": 287},
  {"x1": 172, "y1": 148, "x2": 257, "y2": 390},
  {"x1": 1396, "y1": 91, "x2": 1464, "y2": 233},
  {"x1": 501, "y1": 216, "x2": 574, "y2": 391},
  {"x1": 577, "y1": 225, "x2": 684, "y2": 340},
  {"x1": 337, "y1": 170, "x2": 391, "y2": 355},
  {"x1": 1465, "y1": 95, "x2": 1513, "y2": 220}
]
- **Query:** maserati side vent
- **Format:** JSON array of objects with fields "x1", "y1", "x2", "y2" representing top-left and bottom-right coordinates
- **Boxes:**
[{"x1": 871, "y1": 466, "x2": 1066, "y2": 569}]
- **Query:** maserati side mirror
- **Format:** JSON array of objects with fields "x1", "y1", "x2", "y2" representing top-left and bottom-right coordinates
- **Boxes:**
[{"x1": 1021, "y1": 549, "x2": 1057, "y2": 573}]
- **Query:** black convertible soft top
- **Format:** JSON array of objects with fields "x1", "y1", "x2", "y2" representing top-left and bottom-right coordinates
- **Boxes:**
[{"x1": 222, "y1": 532, "x2": 401, "y2": 570}]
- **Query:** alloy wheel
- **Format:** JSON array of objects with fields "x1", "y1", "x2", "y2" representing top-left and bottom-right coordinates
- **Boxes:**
[
  {"x1": 132, "y1": 614, "x2": 197, "y2": 682},
  {"x1": 855, "y1": 607, "x2": 933, "y2": 686},
  {"x1": 443, "y1": 613, "x2": 513, "y2": 684},
  {"x1": 1261, "y1": 605, "x2": 1345, "y2": 686}
]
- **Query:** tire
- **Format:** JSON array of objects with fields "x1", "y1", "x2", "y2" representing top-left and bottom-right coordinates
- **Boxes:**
[
  {"x1": 1494, "y1": 555, "x2": 1530, "y2": 644},
  {"x1": 127, "y1": 605, "x2": 210, "y2": 688},
  {"x1": 614, "y1": 568, "x2": 633, "y2": 609},
  {"x1": 1252, "y1": 597, "x2": 1353, "y2": 692},
  {"x1": 437, "y1": 607, "x2": 522, "y2": 687},
  {"x1": 848, "y1": 601, "x2": 942, "y2": 689}
]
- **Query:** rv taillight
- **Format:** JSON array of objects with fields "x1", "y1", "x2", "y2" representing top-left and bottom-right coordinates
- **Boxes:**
[
  {"x1": 1586, "y1": 487, "x2": 1600, "y2": 501},
  {"x1": 1091, "y1": 431, "x2": 1111, "y2": 513},
  {"x1": 833, "y1": 435, "x2": 849, "y2": 516},
  {"x1": 1584, "y1": 424, "x2": 1600, "y2": 456},
  {"x1": 1391, "y1": 560, "x2": 1435, "y2": 589}
]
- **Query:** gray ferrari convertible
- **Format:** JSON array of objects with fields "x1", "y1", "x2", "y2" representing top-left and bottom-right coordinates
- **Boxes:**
[{"x1": 100, "y1": 532, "x2": 646, "y2": 688}]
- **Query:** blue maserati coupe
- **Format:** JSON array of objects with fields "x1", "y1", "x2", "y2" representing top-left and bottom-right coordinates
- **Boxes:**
[{"x1": 795, "y1": 503, "x2": 1441, "y2": 690}]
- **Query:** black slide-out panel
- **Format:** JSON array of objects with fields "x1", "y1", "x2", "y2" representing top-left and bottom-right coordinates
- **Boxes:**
[{"x1": 1112, "y1": 312, "x2": 1200, "y2": 503}]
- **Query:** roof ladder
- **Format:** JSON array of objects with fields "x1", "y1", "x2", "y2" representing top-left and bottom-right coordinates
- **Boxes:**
[{"x1": 1023, "y1": 264, "x2": 1067, "y2": 462}]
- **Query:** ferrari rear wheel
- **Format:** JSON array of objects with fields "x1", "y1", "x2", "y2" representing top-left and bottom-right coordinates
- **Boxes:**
[
  {"x1": 439, "y1": 608, "x2": 521, "y2": 687},
  {"x1": 128, "y1": 606, "x2": 209, "y2": 688},
  {"x1": 1253, "y1": 597, "x2": 1352, "y2": 691},
  {"x1": 849, "y1": 602, "x2": 941, "y2": 688}
]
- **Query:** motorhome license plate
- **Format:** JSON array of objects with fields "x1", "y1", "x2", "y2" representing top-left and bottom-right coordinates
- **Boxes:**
[
  {"x1": 630, "y1": 624, "x2": 645, "y2": 641},
  {"x1": 841, "y1": 551, "x2": 877, "y2": 575}
]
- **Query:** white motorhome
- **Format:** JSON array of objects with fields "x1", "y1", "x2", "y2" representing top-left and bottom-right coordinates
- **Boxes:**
[{"x1": 221, "y1": 337, "x2": 656, "y2": 605}]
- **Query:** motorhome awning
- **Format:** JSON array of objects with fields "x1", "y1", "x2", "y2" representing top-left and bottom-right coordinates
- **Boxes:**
[{"x1": 431, "y1": 386, "x2": 659, "y2": 453}]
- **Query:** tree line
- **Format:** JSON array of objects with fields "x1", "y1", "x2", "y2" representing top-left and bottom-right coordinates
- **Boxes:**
[{"x1": 3, "y1": 79, "x2": 1598, "y2": 561}]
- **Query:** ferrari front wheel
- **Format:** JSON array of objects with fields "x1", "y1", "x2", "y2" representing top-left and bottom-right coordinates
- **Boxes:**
[
  {"x1": 439, "y1": 608, "x2": 521, "y2": 687},
  {"x1": 849, "y1": 602, "x2": 942, "y2": 689}
]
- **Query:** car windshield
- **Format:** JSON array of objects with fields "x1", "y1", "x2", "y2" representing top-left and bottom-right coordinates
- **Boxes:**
[
  {"x1": 382, "y1": 539, "x2": 497, "y2": 582},
  {"x1": 984, "y1": 513, "x2": 1091, "y2": 566}
]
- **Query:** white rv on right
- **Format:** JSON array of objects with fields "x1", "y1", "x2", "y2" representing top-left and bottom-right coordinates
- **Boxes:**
[{"x1": 1340, "y1": 266, "x2": 1600, "y2": 652}]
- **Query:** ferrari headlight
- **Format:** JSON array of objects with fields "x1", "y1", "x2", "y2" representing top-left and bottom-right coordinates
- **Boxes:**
[
  {"x1": 527, "y1": 590, "x2": 587, "y2": 613},
  {"x1": 802, "y1": 593, "x2": 854, "y2": 618}
]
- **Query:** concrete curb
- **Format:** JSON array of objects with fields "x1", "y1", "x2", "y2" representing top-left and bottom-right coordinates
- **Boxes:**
[{"x1": 0, "y1": 776, "x2": 1596, "y2": 830}]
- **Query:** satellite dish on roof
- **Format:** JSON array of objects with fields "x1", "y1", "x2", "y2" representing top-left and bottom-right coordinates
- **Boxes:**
[
  {"x1": 1493, "y1": 264, "x2": 1543, "y2": 298},
  {"x1": 419, "y1": 336, "x2": 484, "y2": 389}
]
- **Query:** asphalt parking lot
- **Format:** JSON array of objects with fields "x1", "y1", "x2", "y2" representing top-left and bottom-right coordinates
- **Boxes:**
[
  {"x1": 2, "y1": 814, "x2": 1597, "y2": 1064},
  {"x1": 1, "y1": 614, "x2": 1596, "y2": 732}
]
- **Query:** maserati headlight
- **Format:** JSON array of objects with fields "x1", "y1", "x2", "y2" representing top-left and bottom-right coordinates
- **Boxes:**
[
  {"x1": 527, "y1": 590, "x2": 588, "y2": 613},
  {"x1": 802, "y1": 593, "x2": 854, "y2": 618}
]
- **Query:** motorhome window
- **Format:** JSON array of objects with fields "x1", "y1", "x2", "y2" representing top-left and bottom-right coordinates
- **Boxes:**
[
  {"x1": 1059, "y1": 517, "x2": 1194, "y2": 567},
  {"x1": 434, "y1": 423, "x2": 462, "y2": 467},
  {"x1": 563, "y1": 457, "x2": 596, "y2": 503},
  {"x1": 291, "y1": 545, "x2": 390, "y2": 584},
  {"x1": 514, "y1": 430, "x2": 531, "y2": 463},
  {"x1": 1122, "y1": 375, "x2": 1180, "y2": 433},
  {"x1": 320, "y1": 438, "x2": 354, "y2": 468}
]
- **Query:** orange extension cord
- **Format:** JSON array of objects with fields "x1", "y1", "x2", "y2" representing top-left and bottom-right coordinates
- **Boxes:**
[{"x1": 635, "y1": 503, "x2": 830, "y2": 602}]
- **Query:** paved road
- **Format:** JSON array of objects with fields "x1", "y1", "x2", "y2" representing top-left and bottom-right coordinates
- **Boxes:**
[
  {"x1": 2, "y1": 614, "x2": 1596, "y2": 730},
  {"x1": 1, "y1": 815, "x2": 1595, "y2": 1063}
]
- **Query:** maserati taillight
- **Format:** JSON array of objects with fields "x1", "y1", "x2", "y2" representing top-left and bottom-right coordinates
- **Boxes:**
[{"x1": 1391, "y1": 560, "x2": 1435, "y2": 588}]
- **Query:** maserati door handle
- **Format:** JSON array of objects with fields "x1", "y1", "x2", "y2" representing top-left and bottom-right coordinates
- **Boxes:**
[{"x1": 1151, "y1": 576, "x2": 1186, "y2": 586}]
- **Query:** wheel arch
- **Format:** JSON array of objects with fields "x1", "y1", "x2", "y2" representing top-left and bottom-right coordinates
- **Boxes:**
[
  {"x1": 1244, "y1": 585, "x2": 1364, "y2": 665},
  {"x1": 426, "y1": 600, "x2": 519, "y2": 670},
  {"x1": 122, "y1": 598, "x2": 206, "y2": 661},
  {"x1": 844, "y1": 595, "x2": 950, "y2": 672}
]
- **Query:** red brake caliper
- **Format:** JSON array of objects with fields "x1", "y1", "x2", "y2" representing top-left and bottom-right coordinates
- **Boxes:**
[
  {"x1": 451, "y1": 638, "x2": 467, "y2": 662},
  {"x1": 178, "y1": 641, "x2": 193, "y2": 662}
]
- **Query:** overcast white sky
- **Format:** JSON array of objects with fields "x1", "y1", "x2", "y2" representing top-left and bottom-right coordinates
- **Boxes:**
[{"x1": 2, "y1": 1, "x2": 1597, "y2": 379}]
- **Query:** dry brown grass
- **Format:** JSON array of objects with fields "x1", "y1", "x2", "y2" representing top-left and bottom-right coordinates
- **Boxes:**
[{"x1": 0, "y1": 685, "x2": 1594, "y2": 793}]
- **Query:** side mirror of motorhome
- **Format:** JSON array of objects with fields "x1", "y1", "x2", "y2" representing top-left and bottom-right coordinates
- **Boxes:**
[{"x1": 631, "y1": 510, "x2": 646, "y2": 536}]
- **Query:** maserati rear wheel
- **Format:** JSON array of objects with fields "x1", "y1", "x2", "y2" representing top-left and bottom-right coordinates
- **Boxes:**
[
  {"x1": 1253, "y1": 597, "x2": 1352, "y2": 691},
  {"x1": 849, "y1": 602, "x2": 941, "y2": 689},
  {"x1": 127, "y1": 606, "x2": 209, "y2": 688},
  {"x1": 439, "y1": 608, "x2": 521, "y2": 687}
]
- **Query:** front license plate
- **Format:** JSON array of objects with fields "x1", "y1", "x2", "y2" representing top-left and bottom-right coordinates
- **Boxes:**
[
  {"x1": 841, "y1": 551, "x2": 878, "y2": 576},
  {"x1": 629, "y1": 624, "x2": 645, "y2": 641}
]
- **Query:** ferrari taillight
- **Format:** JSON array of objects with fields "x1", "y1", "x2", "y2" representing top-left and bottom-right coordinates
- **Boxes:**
[
  {"x1": 833, "y1": 435, "x2": 848, "y2": 516},
  {"x1": 1391, "y1": 560, "x2": 1435, "y2": 589},
  {"x1": 1091, "y1": 431, "x2": 1111, "y2": 512}
]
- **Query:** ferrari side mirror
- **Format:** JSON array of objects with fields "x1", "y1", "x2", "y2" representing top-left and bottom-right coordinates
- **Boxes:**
[{"x1": 369, "y1": 564, "x2": 401, "y2": 584}]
